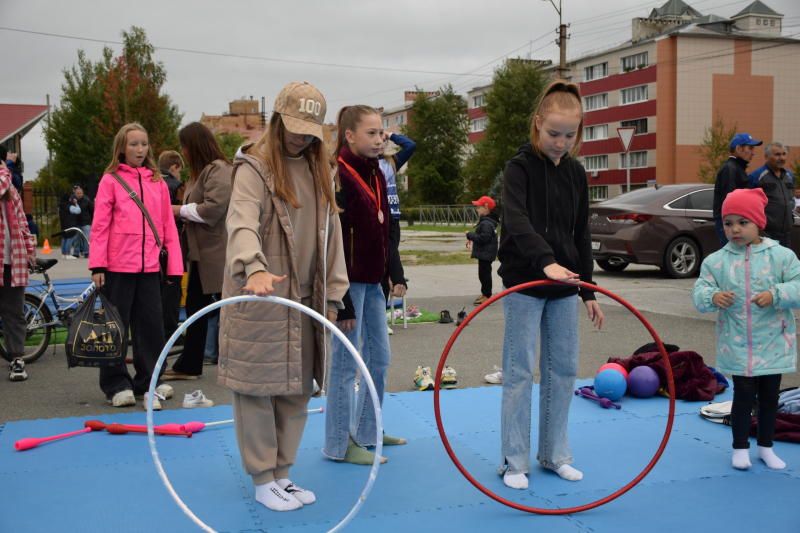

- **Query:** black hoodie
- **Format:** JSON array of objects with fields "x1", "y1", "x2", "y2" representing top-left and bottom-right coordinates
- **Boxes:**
[{"x1": 497, "y1": 143, "x2": 595, "y2": 301}]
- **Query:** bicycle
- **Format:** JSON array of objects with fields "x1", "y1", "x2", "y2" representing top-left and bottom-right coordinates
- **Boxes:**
[{"x1": 0, "y1": 228, "x2": 95, "y2": 363}]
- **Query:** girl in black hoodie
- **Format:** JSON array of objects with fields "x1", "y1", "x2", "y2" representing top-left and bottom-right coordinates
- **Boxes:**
[{"x1": 497, "y1": 81, "x2": 604, "y2": 490}]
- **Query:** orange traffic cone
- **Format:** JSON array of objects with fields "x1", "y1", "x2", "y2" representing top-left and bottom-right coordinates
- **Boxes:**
[{"x1": 42, "y1": 239, "x2": 52, "y2": 255}]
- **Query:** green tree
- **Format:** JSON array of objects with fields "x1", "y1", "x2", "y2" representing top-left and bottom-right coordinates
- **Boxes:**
[
  {"x1": 462, "y1": 59, "x2": 550, "y2": 200},
  {"x1": 215, "y1": 131, "x2": 249, "y2": 163},
  {"x1": 402, "y1": 85, "x2": 469, "y2": 204},
  {"x1": 695, "y1": 111, "x2": 738, "y2": 184},
  {"x1": 41, "y1": 27, "x2": 182, "y2": 192}
]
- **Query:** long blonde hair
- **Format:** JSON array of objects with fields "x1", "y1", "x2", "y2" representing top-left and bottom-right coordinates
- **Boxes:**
[
  {"x1": 247, "y1": 113, "x2": 339, "y2": 212},
  {"x1": 530, "y1": 80, "x2": 584, "y2": 160},
  {"x1": 103, "y1": 123, "x2": 162, "y2": 181}
]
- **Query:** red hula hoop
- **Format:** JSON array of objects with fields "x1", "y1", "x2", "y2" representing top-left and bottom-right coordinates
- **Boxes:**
[{"x1": 433, "y1": 280, "x2": 675, "y2": 515}]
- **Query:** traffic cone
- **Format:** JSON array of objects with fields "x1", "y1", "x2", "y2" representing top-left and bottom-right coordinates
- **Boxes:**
[{"x1": 42, "y1": 239, "x2": 52, "y2": 254}]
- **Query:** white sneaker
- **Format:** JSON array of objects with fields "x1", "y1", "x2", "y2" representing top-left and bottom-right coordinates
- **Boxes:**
[
  {"x1": 484, "y1": 366, "x2": 503, "y2": 384},
  {"x1": 109, "y1": 390, "x2": 135, "y2": 407},
  {"x1": 155, "y1": 383, "x2": 173, "y2": 399},
  {"x1": 183, "y1": 390, "x2": 213, "y2": 408},
  {"x1": 63, "y1": 254, "x2": 77, "y2": 260},
  {"x1": 387, "y1": 326, "x2": 394, "y2": 335},
  {"x1": 8, "y1": 359, "x2": 27, "y2": 381},
  {"x1": 143, "y1": 392, "x2": 164, "y2": 411}
]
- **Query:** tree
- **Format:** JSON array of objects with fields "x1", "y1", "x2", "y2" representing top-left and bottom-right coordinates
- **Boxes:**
[
  {"x1": 215, "y1": 131, "x2": 249, "y2": 163},
  {"x1": 463, "y1": 59, "x2": 550, "y2": 200},
  {"x1": 695, "y1": 112, "x2": 738, "y2": 184},
  {"x1": 402, "y1": 85, "x2": 470, "y2": 205},
  {"x1": 41, "y1": 27, "x2": 182, "y2": 193}
]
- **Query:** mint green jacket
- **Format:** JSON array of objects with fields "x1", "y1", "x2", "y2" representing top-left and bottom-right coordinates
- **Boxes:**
[{"x1": 691, "y1": 238, "x2": 800, "y2": 377}]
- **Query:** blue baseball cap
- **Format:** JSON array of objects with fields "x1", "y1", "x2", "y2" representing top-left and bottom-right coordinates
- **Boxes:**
[{"x1": 730, "y1": 133, "x2": 763, "y2": 149}]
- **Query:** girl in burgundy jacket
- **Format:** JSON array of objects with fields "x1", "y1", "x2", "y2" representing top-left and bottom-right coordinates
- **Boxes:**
[{"x1": 323, "y1": 105, "x2": 407, "y2": 465}]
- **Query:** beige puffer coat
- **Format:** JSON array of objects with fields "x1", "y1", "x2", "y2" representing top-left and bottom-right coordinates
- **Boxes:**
[{"x1": 218, "y1": 145, "x2": 349, "y2": 397}]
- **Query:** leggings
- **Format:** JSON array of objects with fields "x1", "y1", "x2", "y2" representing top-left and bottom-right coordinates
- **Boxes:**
[{"x1": 731, "y1": 374, "x2": 782, "y2": 449}]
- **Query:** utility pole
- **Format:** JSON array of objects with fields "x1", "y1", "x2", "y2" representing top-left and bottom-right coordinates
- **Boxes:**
[{"x1": 544, "y1": 0, "x2": 570, "y2": 78}]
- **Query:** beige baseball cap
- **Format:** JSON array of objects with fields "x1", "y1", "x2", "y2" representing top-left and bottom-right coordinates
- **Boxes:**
[{"x1": 274, "y1": 82, "x2": 327, "y2": 141}]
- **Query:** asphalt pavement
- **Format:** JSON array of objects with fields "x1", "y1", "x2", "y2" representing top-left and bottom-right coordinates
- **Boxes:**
[{"x1": 2, "y1": 251, "x2": 798, "y2": 425}]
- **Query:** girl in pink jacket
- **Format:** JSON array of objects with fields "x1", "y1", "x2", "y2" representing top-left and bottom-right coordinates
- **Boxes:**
[{"x1": 89, "y1": 123, "x2": 183, "y2": 408}]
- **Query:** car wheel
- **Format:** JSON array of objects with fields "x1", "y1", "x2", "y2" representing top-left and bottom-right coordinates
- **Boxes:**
[
  {"x1": 596, "y1": 259, "x2": 629, "y2": 272},
  {"x1": 662, "y1": 237, "x2": 700, "y2": 279}
]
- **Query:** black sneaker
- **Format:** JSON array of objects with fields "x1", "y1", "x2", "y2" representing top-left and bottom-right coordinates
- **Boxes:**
[
  {"x1": 439, "y1": 310, "x2": 453, "y2": 323},
  {"x1": 456, "y1": 307, "x2": 468, "y2": 326},
  {"x1": 9, "y1": 359, "x2": 27, "y2": 381}
]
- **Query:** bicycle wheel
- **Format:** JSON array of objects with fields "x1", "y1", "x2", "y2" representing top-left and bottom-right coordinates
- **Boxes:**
[{"x1": 0, "y1": 293, "x2": 54, "y2": 364}]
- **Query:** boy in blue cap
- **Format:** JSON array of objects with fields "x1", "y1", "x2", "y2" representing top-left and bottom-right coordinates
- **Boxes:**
[{"x1": 712, "y1": 132, "x2": 763, "y2": 246}]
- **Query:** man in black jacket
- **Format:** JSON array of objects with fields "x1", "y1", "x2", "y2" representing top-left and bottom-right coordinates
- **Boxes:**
[
  {"x1": 72, "y1": 187, "x2": 94, "y2": 258},
  {"x1": 466, "y1": 196, "x2": 500, "y2": 305},
  {"x1": 712, "y1": 133, "x2": 762, "y2": 246},
  {"x1": 749, "y1": 142, "x2": 794, "y2": 248}
]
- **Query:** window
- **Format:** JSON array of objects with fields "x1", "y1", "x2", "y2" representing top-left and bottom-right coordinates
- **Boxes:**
[
  {"x1": 472, "y1": 94, "x2": 485, "y2": 108},
  {"x1": 584, "y1": 124, "x2": 608, "y2": 141},
  {"x1": 757, "y1": 19, "x2": 761, "y2": 25},
  {"x1": 382, "y1": 118, "x2": 390, "y2": 128},
  {"x1": 251, "y1": 107, "x2": 255, "y2": 113},
  {"x1": 620, "y1": 118, "x2": 648, "y2": 135},
  {"x1": 621, "y1": 51, "x2": 649, "y2": 72},
  {"x1": 686, "y1": 190, "x2": 714, "y2": 211},
  {"x1": 584, "y1": 93, "x2": 608, "y2": 112},
  {"x1": 472, "y1": 118, "x2": 488, "y2": 132},
  {"x1": 584, "y1": 155, "x2": 608, "y2": 171},
  {"x1": 395, "y1": 114, "x2": 405, "y2": 126},
  {"x1": 584, "y1": 62, "x2": 608, "y2": 81},
  {"x1": 620, "y1": 85, "x2": 648, "y2": 105},
  {"x1": 589, "y1": 186, "x2": 609, "y2": 202},
  {"x1": 771, "y1": 20, "x2": 775, "y2": 26},
  {"x1": 618, "y1": 184, "x2": 648, "y2": 195},
  {"x1": 620, "y1": 151, "x2": 648, "y2": 169}
]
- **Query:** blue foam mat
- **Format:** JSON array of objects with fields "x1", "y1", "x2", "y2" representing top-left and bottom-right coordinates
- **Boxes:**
[{"x1": 1, "y1": 384, "x2": 798, "y2": 532}]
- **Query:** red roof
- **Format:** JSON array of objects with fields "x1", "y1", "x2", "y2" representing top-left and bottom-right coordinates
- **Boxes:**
[{"x1": 0, "y1": 104, "x2": 48, "y2": 144}]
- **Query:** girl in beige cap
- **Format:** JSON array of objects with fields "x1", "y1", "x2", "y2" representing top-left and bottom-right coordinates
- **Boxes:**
[{"x1": 218, "y1": 82, "x2": 349, "y2": 512}]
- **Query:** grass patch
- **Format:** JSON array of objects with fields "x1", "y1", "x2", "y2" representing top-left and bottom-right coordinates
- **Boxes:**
[
  {"x1": 25, "y1": 327, "x2": 69, "y2": 346},
  {"x1": 399, "y1": 250, "x2": 476, "y2": 266},
  {"x1": 387, "y1": 308, "x2": 440, "y2": 325},
  {"x1": 403, "y1": 224, "x2": 474, "y2": 233}
]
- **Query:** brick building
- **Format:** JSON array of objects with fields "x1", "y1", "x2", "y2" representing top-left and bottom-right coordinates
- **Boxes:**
[{"x1": 200, "y1": 98, "x2": 264, "y2": 141}]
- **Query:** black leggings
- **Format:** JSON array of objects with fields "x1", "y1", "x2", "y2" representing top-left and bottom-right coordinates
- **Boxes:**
[
  {"x1": 478, "y1": 259, "x2": 492, "y2": 298},
  {"x1": 171, "y1": 263, "x2": 217, "y2": 376},
  {"x1": 731, "y1": 374, "x2": 782, "y2": 449}
]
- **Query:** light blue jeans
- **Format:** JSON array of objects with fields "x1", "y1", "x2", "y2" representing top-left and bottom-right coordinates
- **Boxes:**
[
  {"x1": 323, "y1": 282, "x2": 391, "y2": 460},
  {"x1": 75, "y1": 224, "x2": 91, "y2": 256},
  {"x1": 500, "y1": 290, "x2": 579, "y2": 474},
  {"x1": 60, "y1": 236, "x2": 74, "y2": 256}
]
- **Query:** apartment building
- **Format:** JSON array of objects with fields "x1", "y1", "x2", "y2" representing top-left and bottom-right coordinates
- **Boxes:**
[{"x1": 200, "y1": 98, "x2": 264, "y2": 141}]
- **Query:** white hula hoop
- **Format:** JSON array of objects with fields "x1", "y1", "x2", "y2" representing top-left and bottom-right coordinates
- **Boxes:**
[{"x1": 146, "y1": 295, "x2": 384, "y2": 533}]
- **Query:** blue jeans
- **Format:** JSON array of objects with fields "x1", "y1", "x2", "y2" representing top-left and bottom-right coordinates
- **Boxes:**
[
  {"x1": 60, "y1": 236, "x2": 74, "y2": 256},
  {"x1": 715, "y1": 219, "x2": 728, "y2": 247},
  {"x1": 323, "y1": 282, "x2": 391, "y2": 460},
  {"x1": 75, "y1": 224, "x2": 91, "y2": 256},
  {"x1": 203, "y1": 312, "x2": 219, "y2": 363},
  {"x1": 500, "y1": 290, "x2": 579, "y2": 474}
]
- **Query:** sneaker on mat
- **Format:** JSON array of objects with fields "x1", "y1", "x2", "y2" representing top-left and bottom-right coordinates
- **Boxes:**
[
  {"x1": 484, "y1": 366, "x2": 503, "y2": 384},
  {"x1": 9, "y1": 359, "x2": 27, "y2": 381},
  {"x1": 440, "y1": 366, "x2": 458, "y2": 389},
  {"x1": 414, "y1": 366, "x2": 435, "y2": 391},
  {"x1": 183, "y1": 390, "x2": 214, "y2": 408},
  {"x1": 155, "y1": 383, "x2": 174, "y2": 399},
  {"x1": 143, "y1": 392, "x2": 164, "y2": 411},
  {"x1": 109, "y1": 390, "x2": 135, "y2": 407},
  {"x1": 474, "y1": 295, "x2": 489, "y2": 306}
]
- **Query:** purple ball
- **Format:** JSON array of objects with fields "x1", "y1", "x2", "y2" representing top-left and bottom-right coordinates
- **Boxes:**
[
  {"x1": 627, "y1": 366, "x2": 660, "y2": 398},
  {"x1": 594, "y1": 369, "x2": 627, "y2": 401}
]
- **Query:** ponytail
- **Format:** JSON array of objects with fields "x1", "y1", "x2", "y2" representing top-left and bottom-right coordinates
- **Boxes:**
[
  {"x1": 333, "y1": 105, "x2": 380, "y2": 164},
  {"x1": 530, "y1": 80, "x2": 584, "y2": 160}
]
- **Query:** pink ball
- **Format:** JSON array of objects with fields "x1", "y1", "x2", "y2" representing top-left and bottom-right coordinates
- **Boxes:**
[{"x1": 598, "y1": 363, "x2": 628, "y2": 380}]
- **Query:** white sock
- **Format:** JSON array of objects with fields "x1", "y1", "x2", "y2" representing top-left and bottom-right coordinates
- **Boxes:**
[
  {"x1": 275, "y1": 478, "x2": 316, "y2": 504},
  {"x1": 757, "y1": 446, "x2": 786, "y2": 470},
  {"x1": 547, "y1": 464, "x2": 583, "y2": 481},
  {"x1": 732, "y1": 449, "x2": 752, "y2": 470},
  {"x1": 254, "y1": 481, "x2": 303, "y2": 511},
  {"x1": 503, "y1": 472, "x2": 528, "y2": 490}
]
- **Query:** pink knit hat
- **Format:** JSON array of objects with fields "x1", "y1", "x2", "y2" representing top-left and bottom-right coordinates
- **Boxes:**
[{"x1": 721, "y1": 188, "x2": 768, "y2": 229}]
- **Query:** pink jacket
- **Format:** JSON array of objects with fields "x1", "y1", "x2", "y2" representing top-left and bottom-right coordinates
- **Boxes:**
[{"x1": 89, "y1": 164, "x2": 183, "y2": 276}]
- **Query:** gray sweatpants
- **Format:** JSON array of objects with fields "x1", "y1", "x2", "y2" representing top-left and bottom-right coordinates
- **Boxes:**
[
  {"x1": 1, "y1": 268, "x2": 28, "y2": 360},
  {"x1": 231, "y1": 296, "x2": 316, "y2": 485}
]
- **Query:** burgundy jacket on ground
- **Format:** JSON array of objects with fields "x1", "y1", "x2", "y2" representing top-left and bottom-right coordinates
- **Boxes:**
[
  {"x1": 336, "y1": 147, "x2": 390, "y2": 285},
  {"x1": 609, "y1": 349, "x2": 723, "y2": 401},
  {"x1": 750, "y1": 413, "x2": 800, "y2": 444}
]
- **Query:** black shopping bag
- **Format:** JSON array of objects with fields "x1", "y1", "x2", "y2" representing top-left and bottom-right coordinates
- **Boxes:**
[{"x1": 65, "y1": 289, "x2": 127, "y2": 368}]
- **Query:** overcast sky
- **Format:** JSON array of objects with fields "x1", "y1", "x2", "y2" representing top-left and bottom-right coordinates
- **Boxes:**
[{"x1": 3, "y1": 0, "x2": 798, "y2": 182}]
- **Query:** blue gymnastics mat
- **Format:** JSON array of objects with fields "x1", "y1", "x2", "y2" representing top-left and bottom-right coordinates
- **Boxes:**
[{"x1": 1, "y1": 385, "x2": 799, "y2": 532}]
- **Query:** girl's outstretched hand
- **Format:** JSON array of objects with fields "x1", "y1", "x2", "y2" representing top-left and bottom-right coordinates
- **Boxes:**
[
  {"x1": 543, "y1": 263, "x2": 580, "y2": 282},
  {"x1": 585, "y1": 300, "x2": 604, "y2": 330},
  {"x1": 243, "y1": 270, "x2": 287, "y2": 296}
]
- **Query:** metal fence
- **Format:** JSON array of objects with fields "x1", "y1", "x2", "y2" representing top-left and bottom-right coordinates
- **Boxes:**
[
  {"x1": 418, "y1": 205, "x2": 479, "y2": 226},
  {"x1": 31, "y1": 189, "x2": 66, "y2": 246}
]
